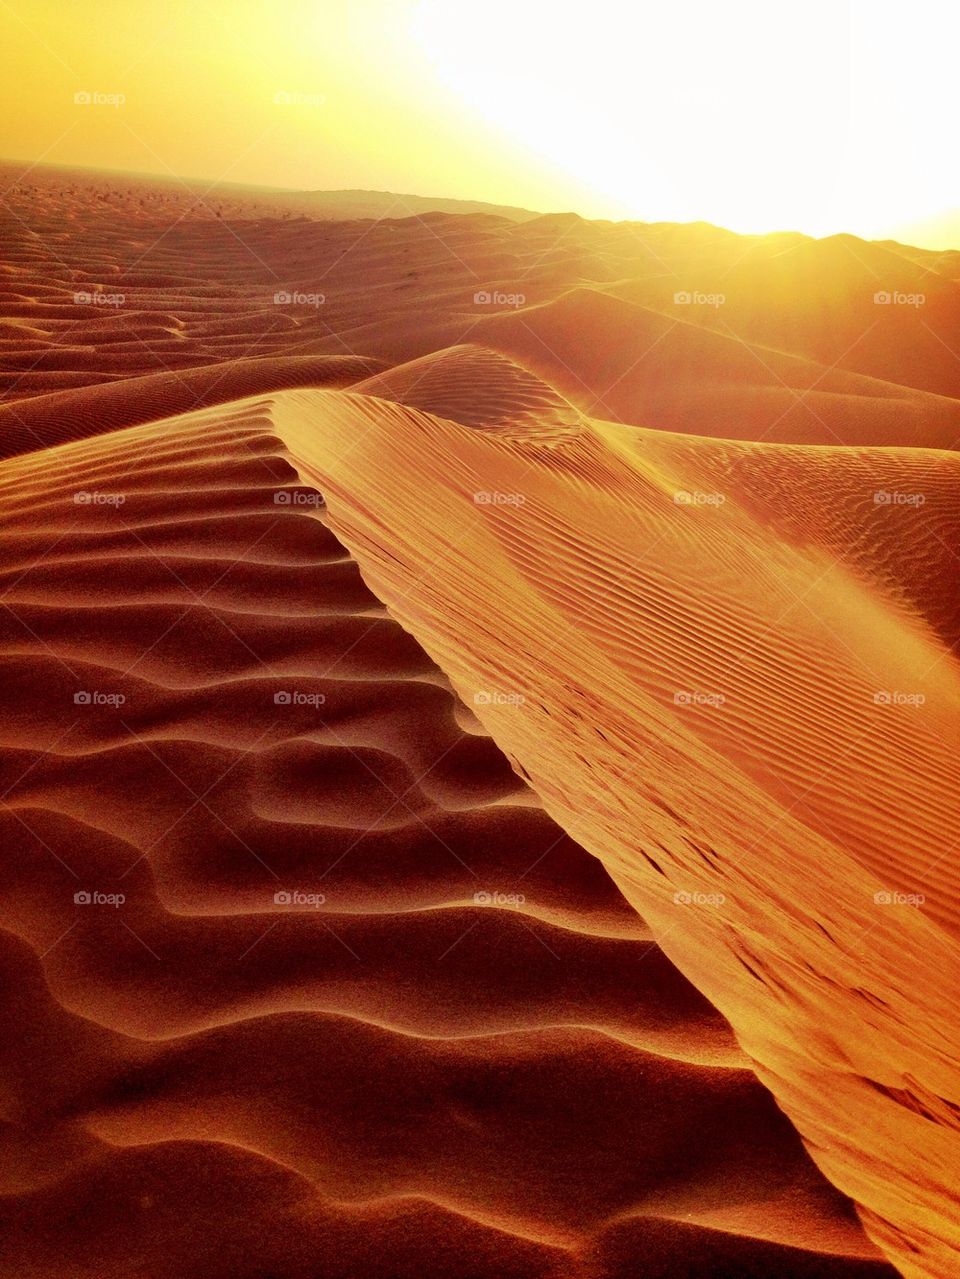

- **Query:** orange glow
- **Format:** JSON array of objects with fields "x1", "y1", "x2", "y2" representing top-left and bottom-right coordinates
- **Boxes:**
[{"x1": 0, "y1": 0, "x2": 957, "y2": 245}]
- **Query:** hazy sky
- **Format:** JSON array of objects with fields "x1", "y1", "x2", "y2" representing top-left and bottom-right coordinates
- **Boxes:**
[{"x1": 2, "y1": 0, "x2": 958, "y2": 247}]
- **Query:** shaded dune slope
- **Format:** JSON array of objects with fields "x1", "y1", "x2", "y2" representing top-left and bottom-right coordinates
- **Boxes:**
[
  {"x1": 0, "y1": 395, "x2": 894, "y2": 1278},
  {"x1": 468, "y1": 289, "x2": 960, "y2": 449}
]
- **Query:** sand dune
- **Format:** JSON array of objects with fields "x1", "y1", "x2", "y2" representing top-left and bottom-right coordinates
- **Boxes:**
[
  {"x1": 274, "y1": 383, "x2": 960, "y2": 1278},
  {"x1": 4, "y1": 163, "x2": 958, "y2": 451},
  {"x1": 2, "y1": 163, "x2": 958, "y2": 1277},
  {"x1": 466, "y1": 290, "x2": 960, "y2": 448},
  {"x1": 355, "y1": 343, "x2": 585, "y2": 438},
  {"x1": 0, "y1": 160, "x2": 537, "y2": 226},
  {"x1": 0, "y1": 398, "x2": 894, "y2": 1278}
]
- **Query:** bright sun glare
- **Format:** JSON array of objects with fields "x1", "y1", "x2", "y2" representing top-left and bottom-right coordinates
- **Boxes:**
[{"x1": 412, "y1": 0, "x2": 959, "y2": 239}]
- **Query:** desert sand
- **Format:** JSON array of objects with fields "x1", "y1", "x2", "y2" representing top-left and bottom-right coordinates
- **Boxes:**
[{"x1": 1, "y1": 164, "x2": 958, "y2": 1278}]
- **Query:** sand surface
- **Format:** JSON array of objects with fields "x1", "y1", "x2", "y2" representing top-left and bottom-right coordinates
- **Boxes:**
[{"x1": 1, "y1": 165, "x2": 957, "y2": 1278}]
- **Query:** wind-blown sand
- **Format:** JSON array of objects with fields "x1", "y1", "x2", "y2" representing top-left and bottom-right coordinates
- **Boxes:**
[{"x1": 1, "y1": 164, "x2": 957, "y2": 1278}]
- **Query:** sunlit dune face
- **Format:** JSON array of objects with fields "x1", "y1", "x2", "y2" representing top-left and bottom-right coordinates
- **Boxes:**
[{"x1": 412, "y1": 0, "x2": 960, "y2": 241}]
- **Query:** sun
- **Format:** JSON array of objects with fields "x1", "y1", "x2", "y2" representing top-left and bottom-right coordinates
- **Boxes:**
[{"x1": 411, "y1": 0, "x2": 958, "y2": 241}]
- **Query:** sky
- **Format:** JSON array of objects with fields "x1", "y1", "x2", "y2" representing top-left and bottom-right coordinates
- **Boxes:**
[{"x1": 1, "y1": 0, "x2": 958, "y2": 247}]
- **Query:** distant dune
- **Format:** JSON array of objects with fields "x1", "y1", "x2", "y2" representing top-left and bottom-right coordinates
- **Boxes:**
[
  {"x1": 0, "y1": 159, "x2": 538, "y2": 225},
  {"x1": 1, "y1": 163, "x2": 957, "y2": 1279},
  {"x1": 2, "y1": 162, "x2": 958, "y2": 451}
]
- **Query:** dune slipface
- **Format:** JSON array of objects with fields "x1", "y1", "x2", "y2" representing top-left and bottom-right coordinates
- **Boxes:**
[{"x1": 0, "y1": 396, "x2": 897, "y2": 1279}]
